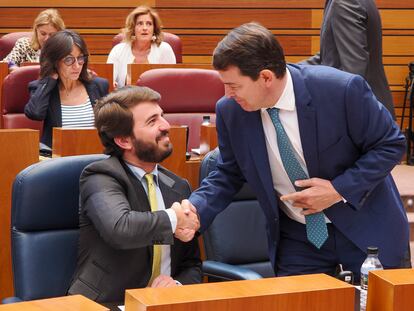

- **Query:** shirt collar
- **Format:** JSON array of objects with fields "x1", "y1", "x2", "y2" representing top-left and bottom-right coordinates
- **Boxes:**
[
  {"x1": 125, "y1": 162, "x2": 160, "y2": 185},
  {"x1": 261, "y1": 67, "x2": 295, "y2": 113}
]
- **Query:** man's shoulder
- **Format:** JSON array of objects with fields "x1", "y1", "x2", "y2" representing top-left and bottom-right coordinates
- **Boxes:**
[{"x1": 82, "y1": 156, "x2": 125, "y2": 179}]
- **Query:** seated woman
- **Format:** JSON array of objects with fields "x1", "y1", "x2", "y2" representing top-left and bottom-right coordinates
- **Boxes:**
[
  {"x1": 25, "y1": 30, "x2": 109, "y2": 147},
  {"x1": 107, "y1": 5, "x2": 176, "y2": 88},
  {"x1": 2, "y1": 8, "x2": 65, "y2": 72}
]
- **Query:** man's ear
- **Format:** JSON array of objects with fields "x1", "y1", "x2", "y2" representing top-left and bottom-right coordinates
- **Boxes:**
[
  {"x1": 114, "y1": 136, "x2": 132, "y2": 151},
  {"x1": 259, "y1": 69, "x2": 274, "y2": 86}
]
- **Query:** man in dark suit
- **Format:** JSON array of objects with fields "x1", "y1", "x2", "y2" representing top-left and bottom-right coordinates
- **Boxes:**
[
  {"x1": 301, "y1": 0, "x2": 395, "y2": 118},
  {"x1": 183, "y1": 22, "x2": 409, "y2": 282},
  {"x1": 68, "y1": 86, "x2": 202, "y2": 304}
]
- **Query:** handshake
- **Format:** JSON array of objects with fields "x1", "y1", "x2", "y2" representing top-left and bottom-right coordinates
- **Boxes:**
[{"x1": 171, "y1": 199, "x2": 200, "y2": 242}]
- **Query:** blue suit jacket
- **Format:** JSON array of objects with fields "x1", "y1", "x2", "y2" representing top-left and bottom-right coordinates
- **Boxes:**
[{"x1": 190, "y1": 64, "x2": 408, "y2": 269}]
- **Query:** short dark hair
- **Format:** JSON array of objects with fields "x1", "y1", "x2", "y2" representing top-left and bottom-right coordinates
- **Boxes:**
[
  {"x1": 39, "y1": 29, "x2": 90, "y2": 82},
  {"x1": 213, "y1": 22, "x2": 286, "y2": 80},
  {"x1": 94, "y1": 86, "x2": 161, "y2": 157}
]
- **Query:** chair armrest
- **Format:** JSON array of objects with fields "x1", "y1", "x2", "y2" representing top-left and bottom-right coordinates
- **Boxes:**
[
  {"x1": 202, "y1": 260, "x2": 263, "y2": 280},
  {"x1": 2, "y1": 296, "x2": 23, "y2": 304}
]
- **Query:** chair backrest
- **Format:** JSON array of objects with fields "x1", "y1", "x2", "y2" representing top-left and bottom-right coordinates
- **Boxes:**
[
  {"x1": 1, "y1": 65, "x2": 42, "y2": 130},
  {"x1": 112, "y1": 32, "x2": 183, "y2": 63},
  {"x1": 137, "y1": 68, "x2": 224, "y2": 150},
  {"x1": 200, "y1": 148, "x2": 275, "y2": 278},
  {"x1": 11, "y1": 154, "x2": 107, "y2": 300},
  {"x1": 0, "y1": 32, "x2": 32, "y2": 60}
]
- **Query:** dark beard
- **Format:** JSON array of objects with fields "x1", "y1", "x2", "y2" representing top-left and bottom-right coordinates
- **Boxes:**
[{"x1": 132, "y1": 130, "x2": 172, "y2": 163}]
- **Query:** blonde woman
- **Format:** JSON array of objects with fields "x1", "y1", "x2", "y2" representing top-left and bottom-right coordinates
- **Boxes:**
[
  {"x1": 2, "y1": 8, "x2": 65, "y2": 72},
  {"x1": 107, "y1": 6, "x2": 176, "y2": 87}
]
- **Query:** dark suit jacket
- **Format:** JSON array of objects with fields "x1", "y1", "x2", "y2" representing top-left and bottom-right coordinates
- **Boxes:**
[
  {"x1": 68, "y1": 156, "x2": 202, "y2": 303},
  {"x1": 24, "y1": 76, "x2": 109, "y2": 147},
  {"x1": 302, "y1": 0, "x2": 395, "y2": 118},
  {"x1": 190, "y1": 64, "x2": 408, "y2": 272}
]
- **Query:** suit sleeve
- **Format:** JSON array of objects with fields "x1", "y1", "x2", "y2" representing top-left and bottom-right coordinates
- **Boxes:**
[
  {"x1": 24, "y1": 77, "x2": 57, "y2": 121},
  {"x1": 172, "y1": 181, "x2": 202, "y2": 284},
  {"x1": 329, "y1": 0, "x2": 369, "y2": 76},
  {"x1": 173, "y1": 238, "x2": 202, "y2": 284},
  {"x1": 80, "y1": 171, "x2": 174, "y2": 250},
  {"x1": 300, "y1": 52, "x2": 322, "y2": 65},
  {"x1": 331, "y1": 75, "x2": 405, "y2": 209},
  {"x1": 189, "y1": 99, "x2": 246, "y2": 231}
]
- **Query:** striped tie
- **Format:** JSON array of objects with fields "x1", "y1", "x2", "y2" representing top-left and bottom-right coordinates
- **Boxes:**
[
  {"x1": 144, "y1": 174, "x2": 162, "y2": 284},
  {"x1": 267, "y1": 108, "x2": 328, "y2": 249}
]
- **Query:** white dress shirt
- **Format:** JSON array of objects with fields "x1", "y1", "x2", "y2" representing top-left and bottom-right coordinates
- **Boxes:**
[
  {"x1": 261, "y1": 68, "x2": 330, "y2": 224},
  {"x1": 107, "y1": 41, "x2": 176, "y2": 87},
  {"x1": 126, "y1": 163, "x2": 177, "y2": 276}
]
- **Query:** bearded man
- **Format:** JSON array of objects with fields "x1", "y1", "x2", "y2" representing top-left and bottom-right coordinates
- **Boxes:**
[{"x1": 68, "y1": 86, "x2": 202, "y2": 306}]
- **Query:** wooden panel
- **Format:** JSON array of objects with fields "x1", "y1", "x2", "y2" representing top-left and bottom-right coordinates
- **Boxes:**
[
  {"x1": 181, "y1": 35, "x2": 312, "y2": 55},
  {"x1": 367, "y1": 269, "x2": 414, "y2": 311},
  {"x1": 128, "y1": 63, "x2": 212, "y2": 85},
  {"x1": 158, "y1": 9, "x2": 312, "y2": 29},
  {"x1": 125, "y1": 274, "x2": 355, "y2": 311},
  {"x1": 375, "y1": 1, "x2": 414, "y2": 9},
  {"x1": 0, "y1": 295, "x2": 109, "y2": 311},
  {"x1": 52, "y1": 128, "x2": 103, "y2": 157},
  {"x1": 385, "y1": 65, "x2": 411, "y2": 86},
  {"x1": 0, "y1": 129, "x2": 39, "y2": 301},
  {"x1": 381, "y1": 11, "x2": 414, "y2": 29},
  {"x1": 0, "y1": 0, "x2": 153, "y2": 7},
  {"x1": 0, "y1": 8, "x2": 128, "y2": 29},
  {"x1": 0, "y1": 62, "x2": 9, "y2": 129},
  {"x1": 88, "y1": 63, "x2": 114, "y2": 91},
  {"x1": 155, "y1": 0, "x2": 325, "y2": 9},
  {"x1": 383, "y1": 37, "x2": 414, "y2": 56}
]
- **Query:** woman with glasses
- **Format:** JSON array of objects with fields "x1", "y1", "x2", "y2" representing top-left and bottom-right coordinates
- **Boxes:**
[{"x1": 25, "y1": 30, "x2": 109, "y2": 147}]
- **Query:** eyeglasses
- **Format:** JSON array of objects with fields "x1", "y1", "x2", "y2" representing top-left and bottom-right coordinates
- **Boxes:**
[{"x1": 62, "y1": 55, "x2": 88, "y2": 66}]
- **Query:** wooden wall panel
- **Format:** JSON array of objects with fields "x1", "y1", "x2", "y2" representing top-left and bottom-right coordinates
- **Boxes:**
[{"x1": 0, "y1": 0, "x2": 412, "y2": 125}]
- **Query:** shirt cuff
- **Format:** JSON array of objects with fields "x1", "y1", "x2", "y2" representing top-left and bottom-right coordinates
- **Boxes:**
[{"x1": 165, "y1": 209, "x2": 177, "y2": 233}]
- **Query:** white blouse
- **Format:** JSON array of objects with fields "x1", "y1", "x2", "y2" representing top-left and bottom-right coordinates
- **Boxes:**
[{"x1": 107, "y1": 41, "x2": 176, "y2": 87}]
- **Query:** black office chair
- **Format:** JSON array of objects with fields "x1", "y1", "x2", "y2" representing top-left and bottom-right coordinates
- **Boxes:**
[
  {"x1": 199, "y1": 148, "x2": 275, "y2": 281},
  {"x1": 3, "y1": 154, "x2": 107, "y2": 303}
]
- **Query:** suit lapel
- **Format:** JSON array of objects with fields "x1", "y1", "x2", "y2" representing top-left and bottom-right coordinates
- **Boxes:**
[
  {"x1": 244, "y1": 111, "x2": 278, "y2": 214},
  {"x1": 289, "y1": 65, "x2": 319, "y2": 178}
]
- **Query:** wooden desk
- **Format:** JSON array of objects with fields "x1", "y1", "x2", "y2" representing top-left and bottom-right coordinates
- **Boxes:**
[
  {"x1": 0, "y1": 62, "x2": 9, "y2": 128},
  {"x1": 52, "y1": 128, "x2": 103, "y2": 157},
  {"x1": 367, "y1": 268, "x2": 414, "y2": 311},
  {"x1": 127, "y1": 63, "x2": 212, "y2": 85},
  {"x1": 88, "y1": 63, "x2": 114, "y2": 92},
  {"x1": 0, "y1": 129, "x2": 39, "y2": 300},
  {"x1": 125, "y1": 273, "x2": 355, "y2": 311},
  {"x1": 0, "y1": 295, "x2": 108, "y2": 311}
]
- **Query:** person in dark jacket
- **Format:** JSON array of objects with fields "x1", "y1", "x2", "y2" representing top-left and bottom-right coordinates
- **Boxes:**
[
  {"x1": 25, "y1": 29, "x2": 109, "y2": 147},
  {"x1": 68, "y1": 86, "x2": 201, "y2": 304}
]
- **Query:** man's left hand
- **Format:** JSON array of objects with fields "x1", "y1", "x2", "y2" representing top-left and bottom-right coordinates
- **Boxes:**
[
  {"x1": 150, "y1": 275, "x2": 179, "y2": 288},
  {"x1": 280, "y1": 178, "x2": 342, "y2": 215}
]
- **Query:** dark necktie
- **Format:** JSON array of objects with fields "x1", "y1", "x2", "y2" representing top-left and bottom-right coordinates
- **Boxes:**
[{"x1": 267, "y1": 108, "x2": 328, "y2": 249}]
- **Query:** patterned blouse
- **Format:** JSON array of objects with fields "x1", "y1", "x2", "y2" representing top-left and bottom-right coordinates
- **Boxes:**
[{"x1": 2, "y1": 36, "x2": 40, "y2": 67}]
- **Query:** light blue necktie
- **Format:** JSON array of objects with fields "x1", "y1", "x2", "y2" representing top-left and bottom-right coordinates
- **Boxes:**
[{"x1": 267, "y1": 108, "x2": 328, "y2": 249}]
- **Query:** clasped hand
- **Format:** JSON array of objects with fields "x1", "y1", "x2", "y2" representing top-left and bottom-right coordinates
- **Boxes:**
[
  {"x1": 171, "y1": 199, "x2": 200, "y2": 242},
  {"x1": 280, "y1": 178, "x2": 342, "y2": 215}
]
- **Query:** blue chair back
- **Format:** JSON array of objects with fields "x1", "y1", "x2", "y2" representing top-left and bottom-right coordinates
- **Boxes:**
[
  {"x1": 11, "y1": 154, "x2": 106, "y2": 300},
  {"x1": 199, "y1": 148, "x2": 275, "y2": 278}
]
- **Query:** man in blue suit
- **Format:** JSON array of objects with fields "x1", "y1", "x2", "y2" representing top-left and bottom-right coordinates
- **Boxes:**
[{"x1": 184, "y1": 22, "x2": 410, "y2": 281}]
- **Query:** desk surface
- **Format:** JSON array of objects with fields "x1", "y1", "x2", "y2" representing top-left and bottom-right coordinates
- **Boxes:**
[{"x1": 0, "y1": 295, "x2": 108, "y2": 311}]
